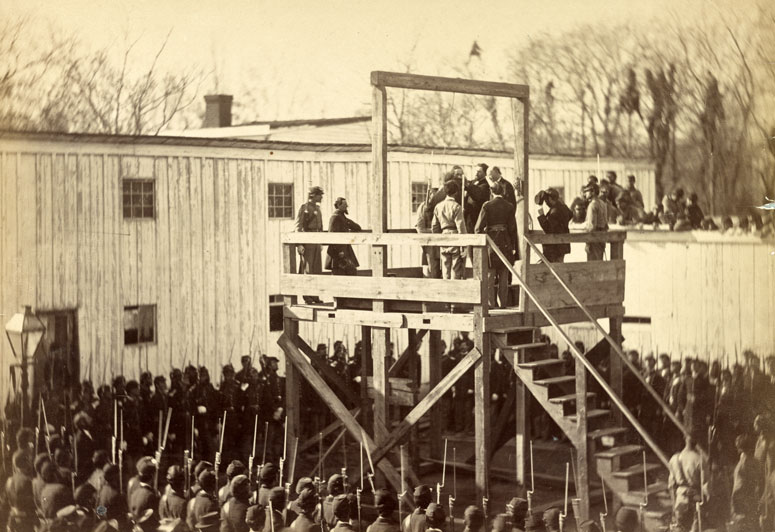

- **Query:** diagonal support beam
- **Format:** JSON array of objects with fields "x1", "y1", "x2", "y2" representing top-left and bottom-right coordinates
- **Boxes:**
[
  {"x1": 299, "y1": 408, "x2": 361, "y2": 454},
  {"x1": 388, "y1": 329, "x2": 428, "y2": 378},
  {"x1": 293, "y1": 334, "x2": 360, "y2": 406},
  {"x1": 278, "y1": 333, "x2": 412, "y2": 508},
  {"x1": 370, "y1": 347, "x2": 483, "y2": 465}
]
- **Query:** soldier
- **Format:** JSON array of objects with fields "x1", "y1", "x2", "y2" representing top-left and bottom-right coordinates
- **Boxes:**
[
  {"x1": 261, "y1": 357, "x2": 283, "y2": 426},
  {"x1": 196, "y1": 510, "x2": 222, "y2": 532},
  {"x1": 221, "y1": 365, "x2": 243, "y2": 463},
  {"x1": 32, "y1": 452, "x2": 51, "y2": 516},
  {"x1": 94, "y1": 384, "x2": 115, "y2": 451},
  {"x1": 190, "y1": 367, "x2": 220, "y2": 462},
  {"x1": 729, "y1": 434, "x2": 761, "y2": 531},
  {"x1": 576, "y1": 183, "x2": 608, "y2": 261},
  {"x1": 425, "y1": 502, "x2": 447, "y2": 532},
  {"x1": 367, "y1": 489, "x2": 399, "y2": 532},
  {"x1": 189, "y1": 460, "x2": 215, "y2": 498},
  {"x1": 53, "y1": 447, "x2": 73, "y2": 487},
  {"x1": 684, "y1": 360, "x2": 712, "y2": 450},
  {"x1": 492, "y1": 497, "x2": 528, "y2": 532},
  {"x1": 220, "y1": 460, "x2": 247, "y2": 505},
  {"x1": 541, "y1": 508, "x2": 560, "y2": 532},
  {"x1": 613, "y1": 507, "x2": 638, "y2": 532},
  {"x1": 159, "y1": 465, "x2": 188, "y2": 521},
  {"x1": 73, "y1": 411, "x2": 95, "y2": 483},
  {"x1": 323, "y1": 473, "x2": 345, "y2": 529},
  {"x1": 73, "y1": 482, "x2": 99, "y2": 529},
  {"x1": 3, "y1": 451, "x2": 37, "y2": 532},
  {"x1": 236, "y1": 356, "x2": 256, "y2": 386},
  {"x1": 188, "y1": 470, "x2": 219, "y2": 532},
  {"x1": 123, "y1": 381, "x2": 145, "y2": 467},
  {"x1": 296, "y1": 185, "x2": 325, "y2": 304},
  {"x1": 128, "y1": 456, "x2": 156, "y2": 504},
  {"x1": 87, "y1": 449, "x2": 109, "y2": 492},
  {"x1": 128, "y1": 456, "x2": 159, "y2": 532},
  {"x1": 403, "y1": 485, "x2": 432, "y2": 532},
  {"x1": 330, "y1": 494, "x2": 356, "y2": 532},
  {"x1": 327, "y1": 197, "x2": 362, "y2": 276},
  {"x1": 97, "y1": 463, "x2": 129, "y2": 527},
  {"x1": 291, "y1": 487, "x2": 322, "y2": 532},
  {"x1": 667, "y1": 435, "x2": 705, "y2": 532},
  {"x1": 475, "y1": 181, "x2": 519, "y2": 307},
  {"x1": 221, "y1": 474, "x2": 251, "y2": 532},
  {"x1": 258, "y1": 463, "x2": 278, "y2": 507},
  {"x1": 523, "y1": 512, "x2": 543, "y2": 532},
  {"x1": 247, "y1": 503, "x2": 266, "y2": 532},
  {"x1": 39, "y1": 462, "x2": 73, "y2": 520},
  {"x1": 463, "y1": 506, "x2": 484, "y2": 532},
  {"x1": 265, "y1": 486, "x2": 288, "y2": 532}
]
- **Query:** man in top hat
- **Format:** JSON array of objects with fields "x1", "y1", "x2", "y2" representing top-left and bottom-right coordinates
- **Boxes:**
[
  {"x1": 367, "y1": 489, "x2": 399, "y2": 532},
  {"x1": 577, "y1": 182, "x2": 608, "y2": 260},
  {"x1": 425, "y1": 502, "x2": 447, "y2": 532},
  {"x1": 128, "y1": 457, "x2": 160, "y2": 532},
  {"x1": 535, "y1": 187, "x2": 572, "y2": 263},
  {"x1": 475, "y1": 181, "x2": 519, "y2": 307},
  {"x1": 327, "y1": 197, "x2": 362, "y2": 276},
  {"x1": 403, "y1": 484, "x2": 433, "y2": 532},
  {"x1": 296, "y1": 185, "x2": 325, "y2": 304},
  {"x1": 221, "y1": 474, "x2": 251, "y2": 532}
]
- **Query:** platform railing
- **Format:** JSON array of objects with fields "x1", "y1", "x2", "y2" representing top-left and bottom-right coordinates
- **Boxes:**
[{"x1": 487, "y1": 234, "x2": 671, "y2": 469}]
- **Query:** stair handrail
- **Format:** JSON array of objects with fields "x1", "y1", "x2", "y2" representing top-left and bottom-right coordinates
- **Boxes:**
[
  {"x1": 485, "y1": 235, "x2": 670, "y2": 469},
  {"x1": 522, "y1": 236, "x2": 691, "y2": 444}
]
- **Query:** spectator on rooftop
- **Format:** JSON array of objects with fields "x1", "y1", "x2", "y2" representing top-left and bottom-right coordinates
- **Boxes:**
[
  {"x1": 686, "y1": 193, "x2": 704, "y2": 229},
  {"x1": 702, "y1": 217, "x2": 719, "y2": 231},
  {"x1": 722, "y1": 216, "x2": 734, "y2": 233},
  {"x1": 661, "y1": 188, "x2": 686, "y2": 230},
  {"x1": 737, "y1": 216, "x2": 750, "y2": 235},
  {"x1": 750, "y1": 212, "x2": 764, "y2": 236}
]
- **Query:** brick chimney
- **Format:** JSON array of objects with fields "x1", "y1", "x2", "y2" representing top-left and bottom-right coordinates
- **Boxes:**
[{"x1": 203, "y1": 94, "x2": 233, "y2": 128}]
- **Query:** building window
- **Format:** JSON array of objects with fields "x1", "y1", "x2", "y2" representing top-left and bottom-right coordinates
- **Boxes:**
[
  {"x1": 123, "y1": 305, "x2": 156, "y2": 345},
  {"x1": 269, "y1": 295, "x2": 284, "y2": 331},
  {"x1": 122, "y1": 179, "x2": 155, "y2": 219},
  {"x1": 411, "y1": 182, "x2": 429, "y2": 213},
  {"x1": 268, "y1": 183, "x2": 294, "y2": 219}
]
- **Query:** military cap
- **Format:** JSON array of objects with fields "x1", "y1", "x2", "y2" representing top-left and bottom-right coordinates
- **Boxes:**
[
  {"x1": 426, "y1": 503, "x2": 446, "y2": 527},
  {"x1": 543, "y1": 507, "x2": 561, "y2": 531},
  {"x1": 75, "y1": 482, "x2": 97, "y2": 507},
  {"x1": 524, "y1": 512, "x2": 544, "y2": 532},
  {"x1": 40, "y1": 462, "x2": 58, "y2": 483},
  {"x1": 413, "y1": 484, "x2": 432, "y2": 498},
  {"x1": 227, "y1": 460, "x2": 247, "y2": 479},
  {"x1": 223, "y1": 363, "x2": 235, "y2": 375},
  {"x1": 464, "y1": 505, "x2": 484, "y2": 526},
  {"x1": 103, "y1": 463, "x2": 120, "y2": 482},
  {"x1": 260, "y1": 462, "x2": 278, "y2": 482},
  {"x1": 194, "y1": 460, "x2": 214, "y2": 479},
  {"x1": 309, "y1": 186, "x2": 324, "y2": 196},
  {"x1": 136, "y1": 456, "x2": 158, "y2": 477},
  {"x1": 296, "y1": 487, "x2": 318, "y2": 511},
  {"x1": 198, "y1": 470, "x2": 216, "y2": 492},
  {"x1": 12, "y1": 451, "x2": 31, "y2": 472},
  {"x1": 74, "y1": 411, "x2": 92, "y2": 428},
  {"x1": 332, "y1": 494, "x2": 352, "y2": 521},
  {"x1": 54, "y1": 447, "x2": 71, "y2": 466},
  {"x1": 231, "y1": 474, "x2": 250, "y2": 498},
  {"x1": 246, "y1": 504, "x2": 266, "y2": 530},
  {"x1": 507, "y1": 497, "x2": 528, "y2": 517},
  {"x1": 269, "y1": 486, "x2": 286, "y2": 507},
  {"x1": 167, "y1": 465, "x2": 185, "y2": 484},
  {"x1": 334, "y1": 197, "x2": 347, "y2": 209},
  {"x1": 327, "y1": 473, "x2": 344, "y2": 493},
  {"x1": 296, "y1": 476, "x2": 315, "y2": 494},
  {"x1": 582, "y1": 182, "x2": 599, "y2": 195},
  {"x1": 614, "y1": 507, "x2": 638, "y2": 532},
  {"x1": 241, "y1": 355, "x2": 251, "y2": 364},
  {"x1": 34, "y1": 452, "x2": 51, "y2": 474},
  {"x1": 196, "y1": 511, "x2": 221, "y2": 529},
  {"x1": 375, "y1": 489, "x2": 396, "y2": 513}
]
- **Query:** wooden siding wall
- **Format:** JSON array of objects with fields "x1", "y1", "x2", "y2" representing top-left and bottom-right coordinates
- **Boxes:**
[
  {"x1": 0, "y1": 136, "x2": 656, "y2": 405},
  {"x1": 540, "y1": 234, "x2": 775, "y2": 360}
]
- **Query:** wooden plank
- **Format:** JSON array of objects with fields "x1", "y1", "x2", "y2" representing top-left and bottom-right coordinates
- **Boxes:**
[
  {"x1": 472, "y1": 247, "x2": 490, "y2": 501},
  {"x1": 524, "y1": 261, "x2": 626, "y2": 311},
  {"x1": 292, "y1": 335, "x2": 359, "y2": 406},
  {"x1": 428, "y1": 330, "x2": 443, "y2": 460},
  {"x1": 574, "y1": 351, "x2": 590, "y2": 521},
  {"x1": 75, "y1": 154, "x2": 90, "y2": 379},
  {"x1": 155, "y1": 157, "x2": 171, "y2": 370},
  {"x1": 278, "y1": 333, "x2": 406, "y2": 495},
  {"x1": 753, "y1": 244, "x2": 772, "y2": 354},
  {"x1": 370, "y1": 347, "x2": 482, "y2": 464},
  {"x1": 371, "y1": 71, "x2": 529, "y2": 100},
  {"x1": 279, "y1": 274, "x2": 482, "y2": 304},
  {"x1": 282, "y1": 231, "x2": 487, "y2": 247},
  {"x1": 525, "y1": 231, "x2": 627, "y2": 245},
  {"x1": 52, "y1": 154, "x2": 67, "y2": 308},
  {"x1": 609, "y1": 317, "x2": 623, "y2": 427},
  {"x1": 62, "y1": 154, "x2": 78, "y2": 308},
  {"x1": 202, "y1": 158, "x2": 216, "y2": 368},
  {"x1": 388, "y1": 330, "x2": 427, "y2": 378},
  {"x1": 227, "y1": 160, "x2": 240, "y2": 367},
  {"x1": 105, "y1": 156, "x2": 120, "y2": 377}
]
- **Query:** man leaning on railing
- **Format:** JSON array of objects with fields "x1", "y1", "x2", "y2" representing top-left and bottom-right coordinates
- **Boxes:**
[{"x1": 569, "y1": 182, "x2": 608, "y2": 261}]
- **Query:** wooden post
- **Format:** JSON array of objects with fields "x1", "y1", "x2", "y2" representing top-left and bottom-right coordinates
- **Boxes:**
[
  {"x1": 515, "y1": 364, "x2": 528, "y2": 490},
  {"x1": 609, "y1": 316, "x2": 623, "y2": 427},
  {"x1": 574, "y1": 354, "x2": 590, "y2": 521},
  {"x1": 429, "y1": 330, "x2": 443, "y2": 460},
  {"x1": 473, "y1": 247, "x2": 491, "y2": 501},
  {"x1": 283, "y1": 244, "x2": 300, "y2": 449},
  {"x1": 518, "y1": 96, "x2": 530, "y2": 312},
  {"x1": 361, "y1": 326, "x2": 373, "y2": 435},
  {"x1": 408, "y1": 329, "x2": 420, "y2": 469}
]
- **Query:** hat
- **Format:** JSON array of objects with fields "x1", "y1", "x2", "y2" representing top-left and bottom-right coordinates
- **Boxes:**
[
  {"x1": 309, "y1": 186, "x2": 324, "y2": 197},
  {"x1": 241, "y1": 355, "x2": 251, "y2": 364},
  {"x1": 74, "y1": 482, "x2": 97, "y2": 506},
  {"x1": 507, "y1": 497, "x2": 528, "y2": 518},
  {"x1": 543, "y1": 507, "x2": 561, "y2": 531},
  {"x1": 227, "y1": 460, "x2": 246, "y2": 479},
  {"x1": 413, "y1": 484, "x2": 432, "y2": 499},
  {"x1": 167, "y1": 465, "x2": 184, "y2": 484},
  {"x1": 223, "y1": 363, "x2": 235, "y2": 375},
  {"x1": 269, "y1": 486, "x2": 286, "y2": 507},
  {"x1": 137, "y1": 456, "x2": 157, "y2": 477},
  {"x1": 198, "y1": 470, "x2": 216, "y2": 492},
  {"x1": 103, "y1": 463, "x2": 120, "y2": 483},
  {"x1": 34, "y1": 452, "x2": 51, "y2": 474},
  {"x1": 583, "y1": 183, "x2": 599, "y2": 195},
  {"x1": 74, "y1": 412, "x2": 92, "y2": 428},
  {"x1": 464, "y1": 505, "x2": 484, "y2": 526},
  {"x1": 296, "y1": 487, "x2": 318, "y2": 512},
  {"x1": 426, "y1": 503, "x2": 446, "y2": 527},
  {"x1": 230, "y1": 474, "x2": 250, "y2": 498},
  {"x1": 545, "y1": 187, "x2": 560, "y2": 199},
  {"x1": 335, "y1": 197, "x2": 347, "y2": 209},
  {"x1": 260, "y1": 462, "x2": 277, "y2": 482},
  {"x1": 614, "y1": 507, "x2": 639, "y2": 532},
  {"x1": 375, "y1": 489, "x2": 396, "y2": 514},
  {"x1": 246, "y1": 504, "x2": 266, "y2": 530},
  {"x1": 194, "y1": 461, "x2": 214, "y2": 479},
  {"x1": 296, "y1": 477, "x2": 315, "y2": 494},
  {"x1": 525, "y1": 512, "x2": 544, "y2": 532},
  {"x1": 333, "y1": 493, "x2": 354, "y2": 521},
  {"x1": 327, "y1": 473, "x2": 344, "y2": 494},
  {"x1": 196, "y1": 511, "x2": 221, "y2": 529}
]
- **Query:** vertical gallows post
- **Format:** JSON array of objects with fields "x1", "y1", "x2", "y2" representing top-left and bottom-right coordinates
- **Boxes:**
[
  {"x1": 429, "y1": 329, "x2": 443, "y2": 460},
  {"x1": 283, "y1": 244, "x2": 301, "y2": 448},
  {"x1": 609, "y1": 240, "x2": 624, "y2": 427},
  {"x1": 472, "y1": 247, "x2": 491, "y2": 502},
  {"x1": 574, "y1": 350, "x2": 590, "y2": 521}
]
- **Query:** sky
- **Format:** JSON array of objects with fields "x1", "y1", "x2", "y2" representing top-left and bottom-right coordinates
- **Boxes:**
[{"x1": 4, "y1": 0, "x2": 737, "y2": 121}]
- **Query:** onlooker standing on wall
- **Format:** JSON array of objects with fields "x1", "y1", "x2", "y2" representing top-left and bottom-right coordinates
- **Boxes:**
[
  {"x1": 295, "y1": 186, "x2": 325, "y2": 304},
  {"x1": 577, "y1": 182, "x2": 608, "y2": 261},
  {"x1": 661, "y1": 187, "x2": 686, "y2": 230},
  {"x1": 535, "y1": 188, "x2": 571, "y2": 263},
  {"x1": 687, "y1": 193, "x2": 704, "y2": 229},
  {"x1": 626, "y1": 174, "x2": 644, "y2": 209}
]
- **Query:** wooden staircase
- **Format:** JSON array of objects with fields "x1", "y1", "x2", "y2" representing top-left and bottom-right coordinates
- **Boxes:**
[{"x1": 496, "y1": 327, "x2": 673, "y2": 531}]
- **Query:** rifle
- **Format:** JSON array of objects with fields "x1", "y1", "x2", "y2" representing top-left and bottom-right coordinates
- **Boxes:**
[
  {"x1": 269, "y1": 500, "x2": 276, "y2": 532},
  {"x1": 449, "y1": 447, "x2": 456, "y2": 532},
  {"x1": 399, "y1": 445, "x2": 405, "y2": 529},
  {"x1": 249, "y1": 414, "x2": 259, "y2": 486},
  {"x1": 559, "y1": 463, "x2": 569, "y2": 532},
  {"x1": 41, "y1": 397, "x2": 53, "y2": 458},
  {"x1": 215, "y1": 411, "x2": 227, "y2": 497},
  {"x1": 118, "y1": 407, "x2": 124, "y2": 494},
  {"x1": 319, "y1": 432, "x2": 324, "y2": 482},
  {"x1": 112, "y1": 399, "x2": 118, "y2": 465},
  {"x1": 639, "y1": 452, "x2": 648, "y2": 532},
  {"x1": 437, "y1": 438, "x2": 448, "y2": 504},
  {"x1": 527, "y1": 440, "x2": 535, "y2": 514},
  {"x1": 35, "y1": 401, "x2": 41, "y2": 457},
  {"x1": 357, "y1": 441, "x2": 363, "y2": 532},
  {"x1": 600, "y1": 481, "x2": 608, "y2": 532},
  {"x1": 279, "y1": 417, "x2": 288, "y2": 488},
  {"x1": 186, "y1": 415, "x2": 195, "y2": 495},
  {"x1": 70, "y1": 435, "x2": 77, "y2": 496},
  {"x1": 258, "y1": 422, "x2": 269, "y2": 482},
  {"x1": 361, "y1": 431, "x2": 376, "y2": 493},
  {"x1": 154, "y1": 407, "x2": 172, "y2": 494},
  {"x1": 482, "y1": 496, "x2": 489, "y2": 532}
]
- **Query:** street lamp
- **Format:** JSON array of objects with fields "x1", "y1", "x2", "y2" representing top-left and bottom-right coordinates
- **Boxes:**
[{"x1": 5, "y1": 305, "x2": 46, "y2": 427}]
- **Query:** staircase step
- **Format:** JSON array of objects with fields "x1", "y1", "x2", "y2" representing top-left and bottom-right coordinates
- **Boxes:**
[
  {"x1": 502, "y1": 342, "x2": 547, "y2": 351},
  {"x1": 534, "y1": 376, "x2": 576, "y2": 386},
  {"x1": 564, "y1": 409, "x2": 609, "y2": 423},
  {"x1": 518, "y1": 359, "x2": 565, "y2": 370},
  {"x1": 618, "y1": 481, "x2": 669, "y2": 506},
  {"x1": 612, "y1": 463, "x2": 662, "y2": 480},
  {"x1": 549, "y1": 392, "x2": 596, "y2": 405},
  {"x1": 588, "y1": 427, "x2": 629, "y2": 441},
  {"x1": 595, "y1": 444, "x2": 643, "y2": 459}
]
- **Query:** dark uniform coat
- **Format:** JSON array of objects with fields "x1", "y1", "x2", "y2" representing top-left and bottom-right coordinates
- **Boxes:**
[
  {"x1": 188, "y1": 491, "x2": 219, "y2": 532},
  {"x1": 292, "y1": 513, "x2": 322, "y2": 532},
  {"x1": 128, "y1": 482, "x2": 160, "y2": 532},
  {"x1": 475, "y1": 196, "x2": 519, "y2": 265},
  {"x1": 327, "y1": 210, "x2": 361, "y2": 275},
  {"x1": 295, "y1": 200, "x2": 324, "y2": 275},
  {"x1": 403, "y1": 507, "x2": 428, "y2": 532},
  {"x1": 97, "y1": 483, "x2": 129, "y2": 525},
  {"x1": 4, "y1": 472, "x2": 37, "y2": 532},
  {"x1": 367, "y1": 516, "x2": 400, "y2": 532},
  {"x1": 221, "y1": 496, "x2": 250, "y2": 532},
  {"x1": 159, "y1": 489, "x2": 188, "y2": 521},
  {"x1": 536, "y1": 202, "x2": 572, "y2": 260},
  {"x1": 40, "y1": 482, "x2": 73, "y2": 519}
]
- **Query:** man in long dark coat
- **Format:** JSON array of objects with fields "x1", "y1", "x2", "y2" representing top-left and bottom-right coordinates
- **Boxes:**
[
  {"x1": 326, "y1": 197, "x2": 361, "y2": 276},
  {"x1": 475, "y1": 181, "x2": 518, "y2": 308},
  {"x1": 535, "y1": 188, "x2": 572, "y2": 263}
]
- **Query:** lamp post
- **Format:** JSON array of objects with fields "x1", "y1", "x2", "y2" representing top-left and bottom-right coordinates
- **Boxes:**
[{"x1": 5, "y1": 306, "x2": 46, "y2": 427}]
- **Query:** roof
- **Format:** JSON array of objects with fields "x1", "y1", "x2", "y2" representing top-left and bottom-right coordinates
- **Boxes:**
[
  {"x1": 0, "y1": 129, "x2": 654, "y2": 165},
  {"x1": 241, "y1": 116, "x2": 370, "y2": 129}
]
